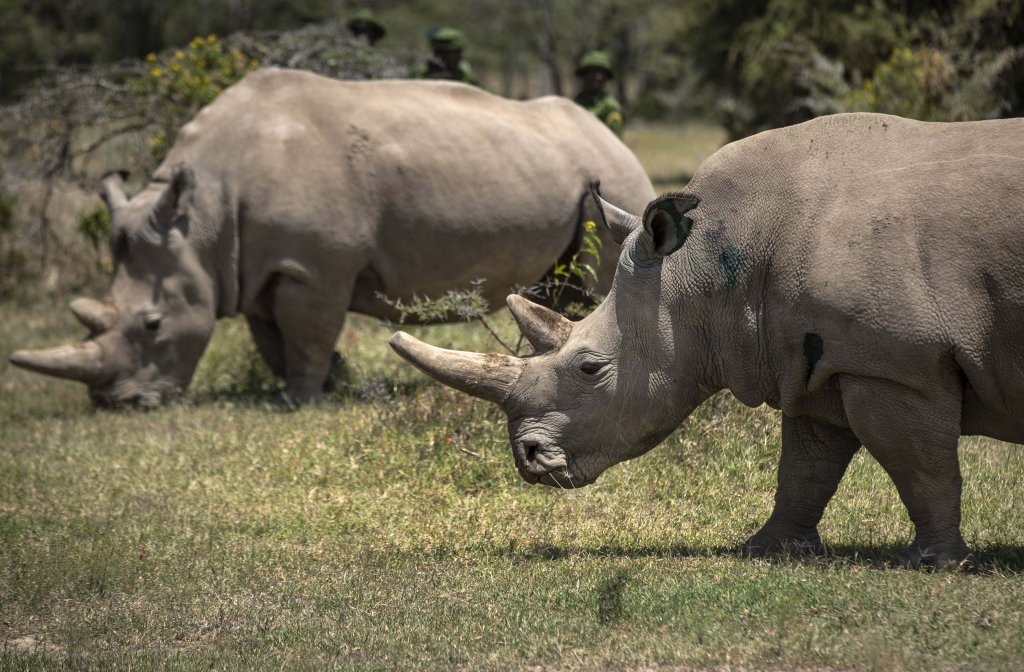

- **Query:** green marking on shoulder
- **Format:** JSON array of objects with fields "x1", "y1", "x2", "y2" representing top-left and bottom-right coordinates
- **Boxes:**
[{"x1": 720, "y1": 245, "x2": 744, "y2": 287}]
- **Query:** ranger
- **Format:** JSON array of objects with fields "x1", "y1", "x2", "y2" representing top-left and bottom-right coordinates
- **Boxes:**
[
  {"x1": 410, "y1": 27, "x2": 478, "y2": 85},
  {"x1": 346, "y1": 9, "x2": 386, "y2": 47},
  {"x1": 574, "y1": 50, "x2": 624, "y2": 137}
]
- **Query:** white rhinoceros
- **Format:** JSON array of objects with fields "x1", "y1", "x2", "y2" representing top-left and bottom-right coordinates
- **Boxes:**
[
  {"x1": 391, "y1": 112, "x2": 1024, "y2": 569},
  {"x1": 9, "y1": 68, "x2": 654, "y2": 406}
]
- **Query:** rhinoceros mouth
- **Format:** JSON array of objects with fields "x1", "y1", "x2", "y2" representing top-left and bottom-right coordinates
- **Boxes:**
[
  {"x1": 88, "y1": 377, "x2": 181, "y2": 409},
  {"x1": 512, "y1": 437, "x2": 586, "y2": 488}
]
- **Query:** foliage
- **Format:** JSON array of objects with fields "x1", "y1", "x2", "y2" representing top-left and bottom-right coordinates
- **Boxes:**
[
  {"x1": 76, "y1": 205, "x2": 110, "y2": 251},
  {"x1": 379, "y1": 278, "x2": 493, "y2": 326},
  {"x1": 529, "y1": 218, "x2": 604, "y2": 319},
  {"x1": 377, "y1": 221, "x2": 604, "y2": 353},
  {"x1": 76, "y1": 205, "x2": 113, "y2": 274},
  {"x1": 0, "y1": 0, "x2": 346, "y2": 100},
  {"x1": 0, "y1": 188, "x2": 17, "y2": 295},
  {"x1": 845, "y1": 47, "x2": 955, "y2": 120},
  {"x1": 131, "y1": 35, "x2": 259, "y2": 158},
  {"x1": 553, "y1": 220, "x2": 602, "y2": 293},
  {"x1": 678, "y1": 0, "x2": 1023, "y2": 138},
  {"x1": 0, "y1": 187, "x2": 13, "y2": 233},
  {"x1": 0, "y1": 21, "x2": 404, "y2": 294}
]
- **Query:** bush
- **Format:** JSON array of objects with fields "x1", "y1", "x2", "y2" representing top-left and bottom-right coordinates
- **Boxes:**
[
  {"x1": 844, "y1": 47, "x2": 954, "y2": 120},
  {"x1": 131, "y1": 35, "x2": 259, "y2": 159}
]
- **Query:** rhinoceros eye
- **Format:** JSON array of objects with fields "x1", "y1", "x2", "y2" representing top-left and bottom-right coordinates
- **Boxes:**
[
  {"x1": 143, "y1": 314, "x2": 163, "y2": 332},
  {"x1": 579, "y1": 360, "x2": 606, "y2": 376}
]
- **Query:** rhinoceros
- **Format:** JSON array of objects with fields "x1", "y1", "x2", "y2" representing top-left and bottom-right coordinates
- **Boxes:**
[
  {"x1": 391, "y1": 112, "x2": 1024, "y2": 569},
  {"x1": 9, "y1": 68, "x2": 654, "y2": 406}
]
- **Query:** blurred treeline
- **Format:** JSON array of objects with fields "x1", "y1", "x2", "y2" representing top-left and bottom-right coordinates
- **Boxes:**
[
  {"x1": 0, "y1": 0, "x2": 1021, "y2": 296},
  {"x1": 3, "y1": 0, "x2": 1022, "y2": 130}
]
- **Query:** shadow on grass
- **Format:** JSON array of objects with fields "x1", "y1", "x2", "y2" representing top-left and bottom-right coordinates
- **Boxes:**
[
  {"x1": 816, "y1": 542, "x2": 1024, "y2": 574},
  {"x1": 425, "y1": 540, "x2": 1024, "y2": 575}
]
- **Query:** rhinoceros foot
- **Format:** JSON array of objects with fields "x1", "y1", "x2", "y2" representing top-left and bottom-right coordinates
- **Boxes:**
[
  {"x1": 743, "y1": 525, "x2": 824, "y2": 558},
  {"x1": 890, "y1": 540, "x2": 976, "y2": 572}
]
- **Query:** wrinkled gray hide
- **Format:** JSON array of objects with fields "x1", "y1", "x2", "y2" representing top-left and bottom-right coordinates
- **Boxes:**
[
  {"x1": 9, "y1": 68, "x2": 654, "y2": 406},
  {"x1": 392, "y1": 113, "x2": 1024, "y2": 569}
]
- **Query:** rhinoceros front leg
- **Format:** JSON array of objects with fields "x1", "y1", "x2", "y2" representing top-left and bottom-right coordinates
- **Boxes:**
[
  {"x1": 272, "y1": 275, "x2": 351, "y2": 404},
  {"x1": 745, "y1": 413, "x2": 860, "y2": 556},
  {"x1": 839, "y1": 374, "x2": 973, "y2": 570}
]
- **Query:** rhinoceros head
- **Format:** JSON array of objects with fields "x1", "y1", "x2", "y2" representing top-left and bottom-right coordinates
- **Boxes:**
[
  {"x1": 391, "y1": 187, "x2": 707, "y2": 486},
  {"x1": 10, "y1": 165, "x2": 217, "y2": 407}
]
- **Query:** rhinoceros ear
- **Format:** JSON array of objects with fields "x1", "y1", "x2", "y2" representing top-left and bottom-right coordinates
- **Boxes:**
[
  {"x1": 640, "y1": 193, "x2": 700, "y2": 258},
  {"x1": 100, "y1": 170, "x2": 130, "y2": 210},
  {"x1": 590, "y1": 180, "x2": 641, "y2": 244},
  {"x1": 154, "y1": 163, "x2": 196, "y2": 225}
]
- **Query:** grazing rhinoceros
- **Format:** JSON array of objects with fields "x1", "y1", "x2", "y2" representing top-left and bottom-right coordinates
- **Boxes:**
[
  {"x1": 9, "y1": 68, "x2": 654, "y2": 406},
  {"x1": 391, "y1": 112, "x2": 1024, "y2": 569}
]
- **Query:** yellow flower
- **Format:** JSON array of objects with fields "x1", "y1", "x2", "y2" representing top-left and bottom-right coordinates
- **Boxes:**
[
  {"x1": 207, "y1": 34, "x2": 217, "y2": 42},
  {"x1": 174, "y1": 50, "x2": 184, "y2": 60},
  {"x1": 170, "y1": 63, "x2": 181, "y2": 72},
  {"x1": 151, "y1": 67, "x2": 163, "y2": 78},
  {"x1": 583, "y1": 220, "x2": 597, "y2": 233},
  {"x1": 145, "y1": 53, "x2": 157, "y2": 62}
]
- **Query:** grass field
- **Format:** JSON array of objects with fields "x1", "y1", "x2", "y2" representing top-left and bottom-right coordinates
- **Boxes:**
[
  {"x1": 2, "y1": 123, "x2": 1023, "y2": 670},
  {"x1": 625, "y1": 121, "x2": 729, "y2": 193}
]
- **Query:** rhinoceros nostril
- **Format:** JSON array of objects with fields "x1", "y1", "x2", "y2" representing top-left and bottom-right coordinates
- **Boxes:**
[{"x1": 524, "y1": 441, "x2": 539, "y2": 463}]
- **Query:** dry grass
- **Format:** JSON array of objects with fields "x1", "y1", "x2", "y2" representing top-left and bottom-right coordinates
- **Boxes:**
[{"x1": 625, "y1": 121, "x2": 729, "y2": 193}]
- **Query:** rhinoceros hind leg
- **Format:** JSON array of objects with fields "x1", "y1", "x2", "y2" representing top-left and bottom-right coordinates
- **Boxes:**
[
  {"x1": 745, "y1": 413, "x2": 860, "y2": 558},
  {"x1": 838, "y1": 374, "x2": 973, "y2": 571},
  {"x1": 246, "y1": 316, "x2": 287, "y2": 378}
]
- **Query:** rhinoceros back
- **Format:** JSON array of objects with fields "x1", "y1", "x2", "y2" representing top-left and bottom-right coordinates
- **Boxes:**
[{"x1": 155, "y1": 68, "x2": 654, "y2": 315}]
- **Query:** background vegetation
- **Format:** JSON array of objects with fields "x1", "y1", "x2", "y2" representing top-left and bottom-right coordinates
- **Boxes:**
[{"x1": 1, "y1": 0, "x2": 1021, "y2": 297}]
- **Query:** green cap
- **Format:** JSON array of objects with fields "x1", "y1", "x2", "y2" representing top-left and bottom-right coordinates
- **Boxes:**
[
  {"x1": 347, "y1": 9, "x2": 386, "y2": 38},
  {"x1": 576, "y1": 50, "x2": 614, "y2": 78},
  {"x1": 429, "y1": 27, "x2": 467, "y2": 51}
]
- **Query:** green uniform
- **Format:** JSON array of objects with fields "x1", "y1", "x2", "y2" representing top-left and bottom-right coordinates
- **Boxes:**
[
  {"x1": 574, "y1": 90, "x2": 625, "y2": 138},
  {"x1": 410, "y1": 59, "x2": 479, "y2": 85},
  {"x1": 411, "y1": 27, "x2": 478, "y2": 86}
]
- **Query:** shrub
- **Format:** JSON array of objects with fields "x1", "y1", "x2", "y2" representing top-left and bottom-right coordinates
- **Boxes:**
[
  {"x1": 844, "y1": 47, "x2": 954, "y2": 120},
  {"x1": 377, "y1": 222, "x2": 605, "y2": 355},
  {"x1": 131, "y1": 35, "x2": 259, "y2": 159}
]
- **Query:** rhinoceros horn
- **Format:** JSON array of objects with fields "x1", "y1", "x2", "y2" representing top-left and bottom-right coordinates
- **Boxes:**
[
  {"x1": 590, "y1": 180, "x2": 641, "y2": 244},
  {"x1": 100, "y1": 170, "x2": 130, "y2": 210},
  {"x1": 506, "y1": 294, "x2": 572, "y2": 354},
  {"x1": 389, "y1": 332, "x2": 525, "y2": 405},
  {"x1": 70, "y1": 297, "x2": 117, "y2": 334},
  {"x1": 9, "y1": 340, "x2": 106, "y2": 383}
]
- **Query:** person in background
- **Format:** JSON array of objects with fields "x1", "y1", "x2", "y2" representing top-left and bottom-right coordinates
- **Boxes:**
[
  {"x1": 573, "y1": 50, "x2": 624, "y2": 138},
  {"x1": 347, "y1": 9, "x2": 386, "y2": 47},
  {"x1": 410, "y1": 27, "x2": 479, "y2": 85}
]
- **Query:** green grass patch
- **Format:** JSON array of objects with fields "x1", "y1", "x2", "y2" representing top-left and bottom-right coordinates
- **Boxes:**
[{"x1": 625, "y1": 121, "x2": 728, "y2": 193}]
